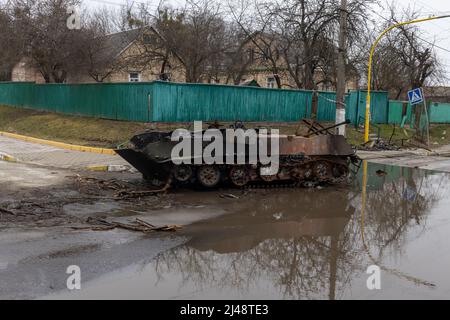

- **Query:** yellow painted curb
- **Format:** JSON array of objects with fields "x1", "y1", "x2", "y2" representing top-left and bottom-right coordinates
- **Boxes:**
[
  {"x1": 0, "y1": 153, "x2": 17, "y2": 163},
  {"x1": 86, "y1": 165, "x2": 109, "y2": 172},
  {"x1": 0, "y1": 131, "x2": 116, "y2": 155}
]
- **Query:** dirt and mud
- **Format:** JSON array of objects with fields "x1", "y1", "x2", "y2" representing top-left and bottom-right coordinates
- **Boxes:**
[{"x1": 0, "y1": 163, "x2": 170, "y2": 229}]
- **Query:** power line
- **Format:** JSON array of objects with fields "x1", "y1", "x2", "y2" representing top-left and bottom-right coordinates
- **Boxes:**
[
  {"x1": 415, "y1": 0, "x2": 440, "y2": 13},
  {"x1": 367, "y1": 5, "x2": 450, "y2": 54},
  {"x1": 418, "y1": 37, "x2": 450, "y2": 54},
  {"x1": 413, "y1": 0, "x2": 450, "y2": 30}
]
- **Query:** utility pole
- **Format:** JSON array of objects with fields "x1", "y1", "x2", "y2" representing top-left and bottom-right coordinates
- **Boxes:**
[{"x1": 336, "y1": 0, "x2": 348, "y2": 136}]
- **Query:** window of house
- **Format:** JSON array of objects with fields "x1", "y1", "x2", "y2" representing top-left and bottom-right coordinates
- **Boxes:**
[
  {"x1": 247, "y1": 48, "x2": 255, "y2": 63},
  {"x1": 263, "y1": 48, "x2": 271, "y2": 60},
  {"x1": 142, "y1": 34, "x2": 154, "y2": 44},
  {"x1": 159, "y1": 73, "x2": 171, "y2": 81},
  {"x1": 267, "y1": 76, "x2": 276, "y2": 88},
  {"x1": 129, "y1": 72, "x2": 140, "y2": 82}
]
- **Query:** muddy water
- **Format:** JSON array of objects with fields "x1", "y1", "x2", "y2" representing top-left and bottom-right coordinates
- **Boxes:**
[{"x1": 49, "y1": 162, "x2": 450, "y2": 300}]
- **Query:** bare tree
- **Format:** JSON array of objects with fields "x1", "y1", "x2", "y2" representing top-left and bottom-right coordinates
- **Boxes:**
[
  {"x1": 0, "y1": 6, "x2": 21, "y2": 80},
  {"x1": 229, "y1": 0, "x2": 285, "y2": 88},
  {"x1": 10, "y1": 0, "x2": 89, "y2": 83},
  {"x1": 222, "y1": 26, "x2": 259, "y2": 85},
  {"x1": 229, "y1": 0, "x2": 372, "y2": 90},
  {"x1": 153, "y1": 0, "x2": 229, "y2": 83}
]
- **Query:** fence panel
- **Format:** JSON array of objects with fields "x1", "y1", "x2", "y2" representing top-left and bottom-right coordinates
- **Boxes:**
[
  {"x1": 388, "y1": 100, "x2": 404, "y2": 124},
  {"x1": 316, "y1": 90, "x2": 389, "y2": 126},
  {"x1": 356, "y1": 91, "x2": 389, "y2": 125},
  {"x1": 429, "y1": 102, "x2": 450, "y2": 124},
  {"x1": 150, "y1": 81, "x2": 313, "y2": 122},
  {"x1": 0, "y1": 82, "x2": 155, "y2": 122},
  {"x1": 0, "y1": 82, "x2": 35, "y2": 107},
  {"x1": 316, "y1": 92, "x2": 352, "y2": 122}
]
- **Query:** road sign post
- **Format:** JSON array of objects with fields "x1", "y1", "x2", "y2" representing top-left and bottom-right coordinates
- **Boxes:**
[{"x1": 408, "y1": 88, "x2": 429, "y2": 146}]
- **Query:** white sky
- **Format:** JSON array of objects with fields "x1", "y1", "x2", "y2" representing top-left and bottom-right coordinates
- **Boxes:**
[
  {"x1": 376, "y1": 0, "x2": 450, "y2": 85},
  {"x1": 81, "y1": 0, "x2": 450, "y2": 84}
]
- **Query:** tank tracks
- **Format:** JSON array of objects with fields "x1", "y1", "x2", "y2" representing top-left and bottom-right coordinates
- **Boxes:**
[{"x1": 156, "y1": 156, "x2": 352, "y2": 189}]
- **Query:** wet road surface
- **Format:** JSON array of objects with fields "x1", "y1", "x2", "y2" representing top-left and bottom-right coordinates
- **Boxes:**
[{"x1": 1, "y1": 161, "x2": 450, "y2": 299}]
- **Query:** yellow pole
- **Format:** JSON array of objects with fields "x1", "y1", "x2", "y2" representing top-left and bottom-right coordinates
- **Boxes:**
[
  {"x1": 364, "y1": 15, "x2": 450, "y2": 143},
  {"x1": 360, "y1": 160, "x2": 368, "y2": 247}
]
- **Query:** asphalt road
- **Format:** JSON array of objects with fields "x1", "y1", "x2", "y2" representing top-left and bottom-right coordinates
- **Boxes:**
[{"x1": 0, "y1": 160, "x2": 226, "y2": 299}]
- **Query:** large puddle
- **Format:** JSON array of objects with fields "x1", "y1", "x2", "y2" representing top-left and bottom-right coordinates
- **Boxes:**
[{"x1": 50, "y1": 162, "x2": 450, "y2": 300}]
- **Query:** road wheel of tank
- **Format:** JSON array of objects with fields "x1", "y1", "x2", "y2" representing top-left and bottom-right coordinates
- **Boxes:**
[
  {"x1": 197, "y1": 165, "x2": 221, "y2": 188},
  {"x1": 259, "y1": 166, "x2": 279, "y2": 182},
  {"x1": 313, "y1": 161, "x2": 332, "y2": 181},
  {"x1": 173, "y1": 165, "x2": 193, "y2": 182},
  {"x1": 229, "y1": 166, "x2": 249, "y2": 187},
  {"x1": 303, "y1": 164, "x2": 314, "y2": 180},
  {"x1": 260, "y1": 174, "x2": 278, "y2": 182},
  {"x1": 292, "y1": 164, "x2": 313, "y2": 182},
  {"x1": 331, "y1": 164, "x2": 349, "y2": 182}
]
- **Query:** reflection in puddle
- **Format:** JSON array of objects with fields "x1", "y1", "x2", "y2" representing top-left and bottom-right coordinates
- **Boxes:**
[{"x1": 56, "y1": 163, "x2": 450, "y2": 299}]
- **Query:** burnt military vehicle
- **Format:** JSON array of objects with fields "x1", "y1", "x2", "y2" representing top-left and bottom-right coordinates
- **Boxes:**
[{"x1": 115, "y1": 121, "x2": 359, "y2": 189}]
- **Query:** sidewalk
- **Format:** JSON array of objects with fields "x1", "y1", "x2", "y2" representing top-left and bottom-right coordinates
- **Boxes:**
[
  {"x1": 0, "y1": 135, "x2": 129, "y2": 171},
  {"x1": 357, "y1": 148, "x2": 450, "y2": 173}
]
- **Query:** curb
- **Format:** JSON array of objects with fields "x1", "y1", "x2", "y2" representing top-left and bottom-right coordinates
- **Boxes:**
[
  {"x1": 0, "y1": 154, "x2": 131, "y2": 172},
  {"x1": 0, "y1": 131, "x2": 116, "y2": 155},
  {"x1": 85, "y1": 164, "x2": 132, "y2": 172},
  {"x1": 0, "y1": 152, "x2": 17, "y2": 163}
]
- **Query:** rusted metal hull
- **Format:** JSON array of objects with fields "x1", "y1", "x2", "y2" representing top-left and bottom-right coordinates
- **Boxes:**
[
  {"x1": 278, "y1": 135, "x2": 354, "y2": 156},
  {"x1": 116, "y1": 130, "x2": 358, "y2": 188}
]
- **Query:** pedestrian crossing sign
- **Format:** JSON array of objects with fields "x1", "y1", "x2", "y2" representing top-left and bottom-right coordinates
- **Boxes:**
[{"x1": 407, "y1": 88, "x2": 424, "y2": 105}]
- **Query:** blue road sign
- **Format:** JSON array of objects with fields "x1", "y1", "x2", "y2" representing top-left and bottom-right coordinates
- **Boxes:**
[{"x1": 407, "y1": 88, "x2": 424, "y2": 105}]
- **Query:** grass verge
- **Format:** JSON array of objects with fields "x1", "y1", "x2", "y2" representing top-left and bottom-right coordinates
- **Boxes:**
[
  {"x1": 0, "y1": 105, "x2": 149, "y2": 148},
  {"x1": 1, "y1": 104, "x2": 449, "y2": 149}
]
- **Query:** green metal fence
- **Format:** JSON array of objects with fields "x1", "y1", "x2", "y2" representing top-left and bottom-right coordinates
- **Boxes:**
[
  {"x1": 387, "y1": 100, "x2": 404, "y2": 124},
  {"x1": 0, "y1": 82, "x2": 35, "y2": 107},
  {"x1": 0, "y1": 82, "x2": 153, "y2": 122},
  {"x1": 315, "y1": 92, "x2": 349, "y2": 122},
  {"x1": 4, "y1": 80, "x2": 450, "y2": 124},
  {"x1": 355, "y1": 91, "x2": 389, "y2": 125},
  {"x1": 429, "y1": 102, "x2": 450, "y2": 124},
  {"x1": 385, "y1": 101, "x2": 450, "y2": 126},
  {"x1": 316, "y1": 90, "x2": 389, "y2": 125},
  {"x1": 150, "y1": 81, "x2": 313, "y2": 122},
  {"x1": 0, "y1": 81, "x2": 313, "y2": 123}
]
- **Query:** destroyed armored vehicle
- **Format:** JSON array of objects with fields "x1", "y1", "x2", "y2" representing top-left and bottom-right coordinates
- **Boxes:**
[{"x1": 116, "y1": 121, "x2": 359, "y2": 188}]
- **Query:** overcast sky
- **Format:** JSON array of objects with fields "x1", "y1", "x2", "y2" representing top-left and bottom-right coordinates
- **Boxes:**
[
  {"x1": 380, "y1": 0, "x2": 450, "y2": 85},
  {"x1": 81, "y1": 0, "x2": 450, "y2": 84}
]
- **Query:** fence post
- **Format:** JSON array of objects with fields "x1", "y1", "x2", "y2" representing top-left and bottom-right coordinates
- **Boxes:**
[
  {"x1": 147, "y1": 93, "x2": 151, "y2": 123},
  {"x1": 311, "y1": 91, "x2": 318, "y2": 120}
]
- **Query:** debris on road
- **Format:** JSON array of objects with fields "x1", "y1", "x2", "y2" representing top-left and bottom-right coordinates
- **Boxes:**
[
  {"x1": 115, "y1": 185, "x2": 170, "y2": 200},
  {"x1": 73, "y1": 217, "x2": 182, "y2": 234},
  {"x1": 71, "y1": 175, "x2": 129, "y2": 192},
  {"x1": 219, "y1": 193, "x2": 240, "y2": 199},
  {"x1": 70, "y1": 175, "x2": 170, "y2": 200},
  {"x1": 0, "y1": 207, "x2": 16, "y2": 215},
  {"x1": 359, "y1": 138, "x2": 401, "y2": 151}
]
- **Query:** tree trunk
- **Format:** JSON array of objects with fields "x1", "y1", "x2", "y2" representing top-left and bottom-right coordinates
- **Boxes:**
[{"x1": 335, "y1": 0, "x2": 348, "y2": 136}]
